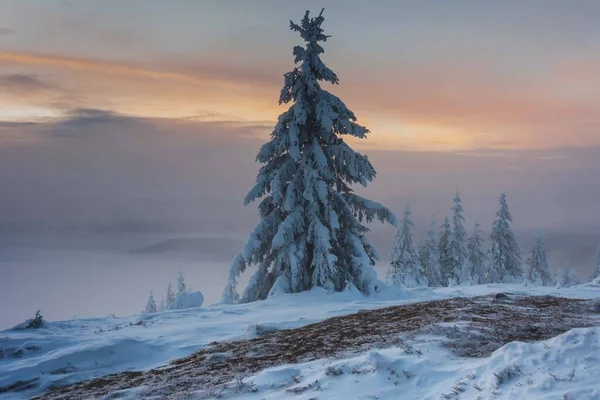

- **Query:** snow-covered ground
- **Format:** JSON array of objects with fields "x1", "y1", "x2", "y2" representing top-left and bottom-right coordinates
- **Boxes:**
[
  {"x1": 239, "y1": 326, "x2": 600, "y2": 400},
  {"x1": 1, "y1": 284, "x2": 599, "y2": 399}
]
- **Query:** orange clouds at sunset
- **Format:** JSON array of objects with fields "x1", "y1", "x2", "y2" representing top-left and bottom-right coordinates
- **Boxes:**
[
  {"x1": 2, "y1": 48, "x2": 598, "y2": 151},
  {"x1": 0, "y1": 50, "x2": 279, "y2": 123},
  {"x1": 1, "y1": 2, "x2": 599, "y2": 151}
]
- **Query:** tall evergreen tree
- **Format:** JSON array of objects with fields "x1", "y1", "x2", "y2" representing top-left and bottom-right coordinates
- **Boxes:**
[
  {"x1": 461, "y1": 220, "x2": 486, "y2": 284},
  {"x1": 448, "y1": 191, "x2": 467, "y2": 285},
  {"x1": 177, "y1": 272, "x2": 186, "y2": 295},
  {"x1": 419, "y1": 217, "x2": 442, "y2": 287},
  {"x1": 223, "y1": 10, "x2": 396, "y2": 303},
  {"x1": 589, "y1": 241, "x2": 600, "y2": 283},
  {"x1": 388, "y1": 206, "x2": 427, "y2": 287},
  {"x1": 145, "y1": 291, "x2": 157, "y2": 314},
  {"x1": 523, "y1": 231, "x2": 553, "y2": 286},
  {"x1": 486, "y1": 193, "x2": 522, "y2": 283},
  {"x1": 166, "y1": 282, "x2": 176, "y2": 308},
  {"x1": 438, "y1": 216, "x2": 452, "y2": 286}
]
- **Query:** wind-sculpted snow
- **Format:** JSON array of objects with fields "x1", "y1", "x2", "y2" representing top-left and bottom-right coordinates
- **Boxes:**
[
  {"x1": 30, "y1": 294, "x2": 600, "y2": 399},
  {"x1": 247, "y1": 326, "x2": 600, "y2": 400}
]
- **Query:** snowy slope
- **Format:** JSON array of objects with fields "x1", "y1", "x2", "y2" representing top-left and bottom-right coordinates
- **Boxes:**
[
  {"x1": 236, "y1": 327, "x2": 600, "y2": 400},
  {"x1": 1, "y1": 284, "x2": 599, "y2": 399}
]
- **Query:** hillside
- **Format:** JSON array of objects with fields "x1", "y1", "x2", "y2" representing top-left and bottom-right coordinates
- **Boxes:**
[{"x1": 1, "y1": 284, "x2": 599, "y2": 399}]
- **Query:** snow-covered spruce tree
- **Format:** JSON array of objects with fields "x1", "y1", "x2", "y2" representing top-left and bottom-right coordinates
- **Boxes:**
[
  {"x1": 523, "y1": 231, "x2": 553, "y2": 286},
  {"x1": 223, "y1": 10, "x2": 396, "y2": 303},
  {"x1": 437, "y1": 216, "x2": 452, "y2": 286},
  {"x1": 589, "y1": 241, "x2": 600, "y2": 282},
  {"x1": 25, "y1": 310, "x2": 45, "y2": 329},
  {"x1": 177, "y1": 272, "x2": 186, "y2": 295},
  {"x1": 461, "y1": 220, "x2": 486, "y2": 285},
  {"x1": 388, "y1": 206, "x2": 428, "y2": 288},
  {"x1": 166, "y1": 282, "x2": 176, "y2": 308},
  {"x1": 145, "y1": 291, "x2": 157, "y2": 314},
  {"x1": 159, "y1": 299, "x2": 166, "y2": 312},
  {"x1": 555, "y1": 263, "x2": 580, "y2": 288},
  {"x1": 447, "y1": 191, "x2": 467, "y2": 286},
  {"x1": 418, "y1": 217, "x2": 442, "y2": 287},
  {"x1": 486, "y1": 193, "x2": 522, "y2": 283}
]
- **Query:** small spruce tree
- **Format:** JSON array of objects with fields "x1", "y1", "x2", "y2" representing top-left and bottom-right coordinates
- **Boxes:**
[
  {"x1": 166, "y1": 282, "x2": 176, "y2": 308},
  {"x1": 486, "y1": 193, "x2": 522, "y2": 283},
  {"x1": 24, "y1": 310, "x2": 45, "y2": 329},
  {"x1": 419, "y1": 217, "x2": 442, "y2": 287},
  {"x1": 448, "y1": 191, "x2": 467, "y2": 285},
  {"x1": 555, "y1": 263, "x2": 580, "y2": 288},
  {"x1": 523, "y1": 230, "x2": 553, "y2": 286},
  {"x1": 388, "y1": 206, "x2": 428, "y2": 288},
  {"x1": 177, "y1": 272, "x2": 186, "y2": 295},
  {"x1": 145, "y1": 291, "x2": 157, "y2": 314},
  {"x1": 223, "y1": 9, "x2": 396, "y2": 303},
  {"x1": 438, "y1": 216, "x2": 452, "y2": 286},
  {"x1": 461, "y1": 220, "x2": 486, "y2": 284}
]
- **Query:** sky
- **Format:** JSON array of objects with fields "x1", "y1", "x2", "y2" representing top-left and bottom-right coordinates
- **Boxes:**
[
  {"x1": 0, "y1": 1, "x2": 600, "y2": 327},
  {"x1": 2, "y1": 1, "x2": 600, "y2": 149}
]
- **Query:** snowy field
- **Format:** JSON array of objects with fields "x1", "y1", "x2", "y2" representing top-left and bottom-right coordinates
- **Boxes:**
[{"x1": 1, "y1": 283, "x2": 599, "y2": 399}]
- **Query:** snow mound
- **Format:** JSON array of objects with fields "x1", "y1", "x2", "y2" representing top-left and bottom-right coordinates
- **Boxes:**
[
  {"x1": 237, "y1": 327, "x2": 600, "y2": 400},
  {"x1": 585, "y1": 275, "x2": 600, "y2": 287},
  {"x1": 468, "y1": 327, "x2": 600, "y2": 399},
  {"x1": 246, "y1": 323, "x2": 280, "y2": 337},
  {"x1": 168, "y1": 291, "x2": 204, "y2": 310},
  {"x1": 0, "y1": 335, "x2": 176, "y2": 397},
  {"x1": 250, "y1": 365, "x2": 304, "y2": 391}
]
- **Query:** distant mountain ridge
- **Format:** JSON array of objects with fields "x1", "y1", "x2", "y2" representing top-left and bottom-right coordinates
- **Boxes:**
[{"x1": 133, "y1": 237, "x2": 245, "y2": 260}]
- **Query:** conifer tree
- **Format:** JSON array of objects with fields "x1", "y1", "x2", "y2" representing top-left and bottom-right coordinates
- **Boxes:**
[
  {"x1": 159, "y1": 299, "x2": 166, "y2": 312},
  {"x1": 419, "y1": 217, "x2": 442, "y2": 287},
  {"x1": 589, "y1": 241, "x2": 600, "y2": 282},
  {"x1": 555, "y1": 263, "x2": 580, "y2": 288},
  {"x1": 25, "y1": 310, "x2": 45, "y2": 329},
  {"x1": 388, "y1": 206, "x2": 427, "y2": 287},
  {"x1": 448, "y1": 191, "x2": 467, "y2": 285},
  {"x1": 166, "y1": 282, "x2": 176, "y2": 308},
  {"x1": 438, "y1": 216, "x2": 452, "y2": 286},
  {"x1": 486, "y1": 193, "x2": 522, "y2": 283},
  {"x1": 461, "y1": 220, "x2": 486, "y2": 284},
  {"x1": 145, "y1": 291, "x2": 157, "y2": 314},
  {"x1": 223, "y1": 10, "x2": 396, "y2": 303},
  {"x1": 177, "y1": 272, "x2": 186, "y2": 295},
  {"x1": 523, "y1": 231, "x2": 553, "y2": 286}
]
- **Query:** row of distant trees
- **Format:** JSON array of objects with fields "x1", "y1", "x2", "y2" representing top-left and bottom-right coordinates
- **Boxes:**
[
  {"x1": 144, "y1": 272, "x2": 187, "y2": 314},
  {"x1": 387, "y1": 192, "x2": 600, "y2": 289}
]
